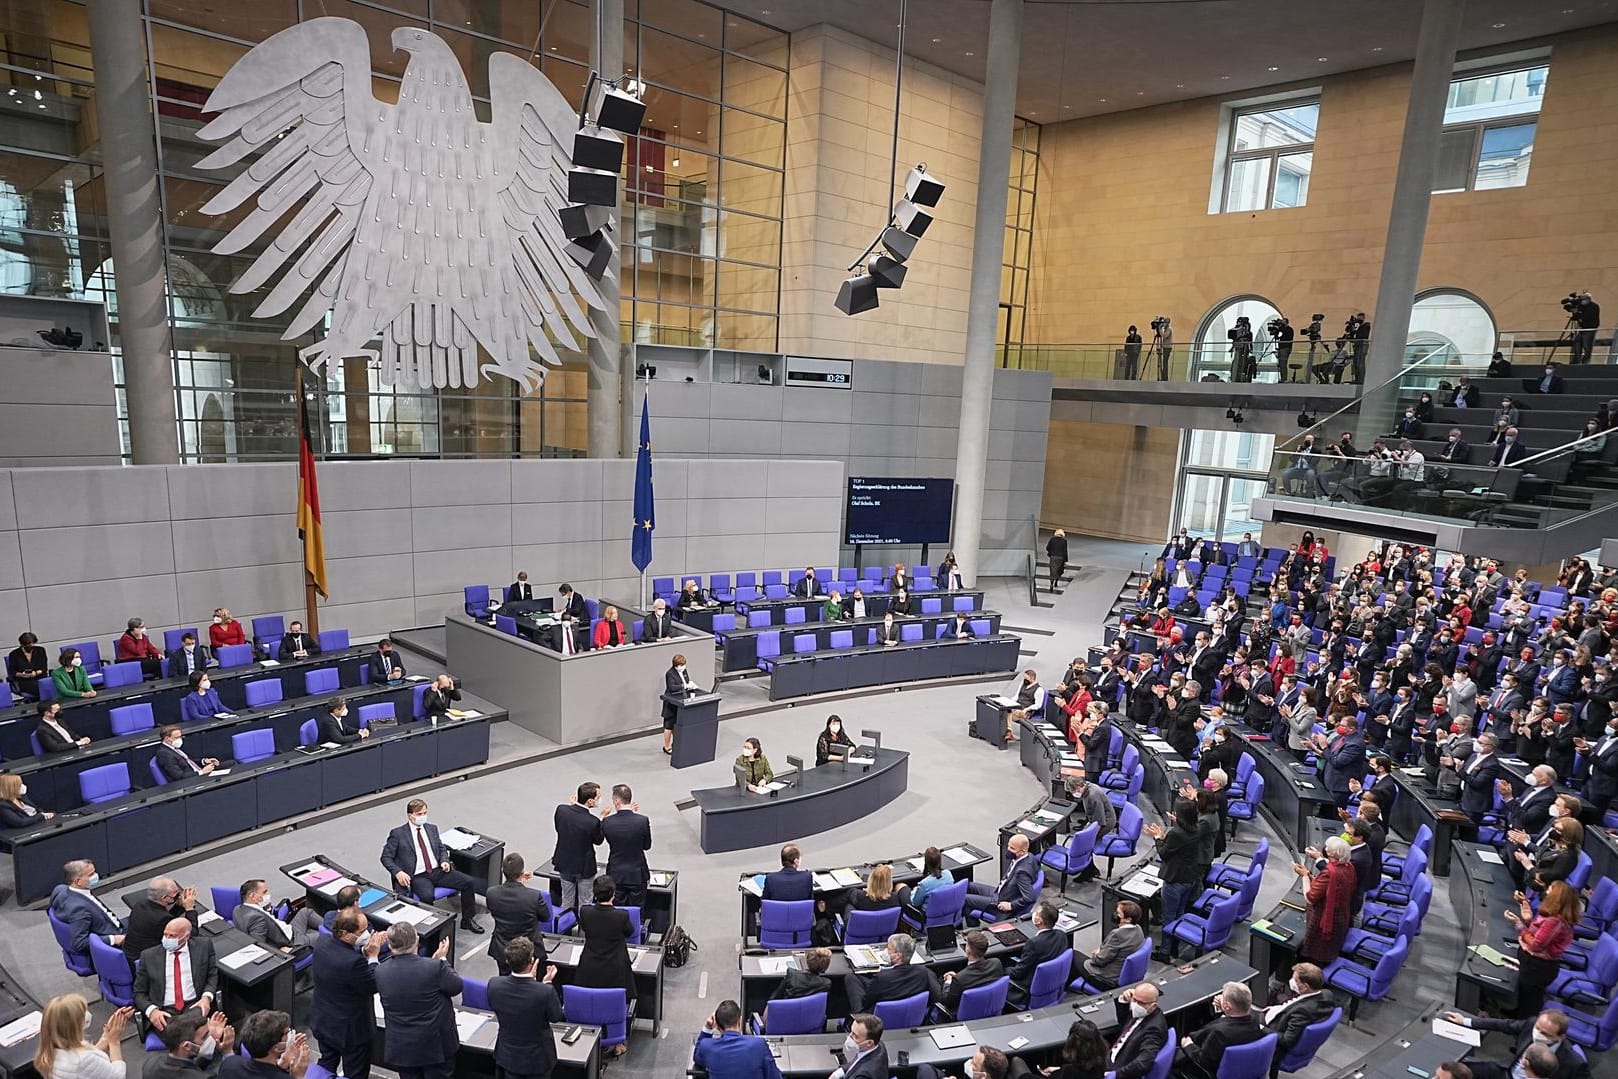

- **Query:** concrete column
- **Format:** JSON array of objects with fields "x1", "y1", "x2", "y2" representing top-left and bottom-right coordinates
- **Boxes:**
[
  {"x1": 951, "y1": 0, "x2": 1021, "y2": 585},
  {"x1": 86, "y1": 0, "x2": 179, "y2": 464},
  {"x1": 587, "y1": 0, "x2": 625, "y2": 459},
  {"x1": 1358, "y1": 0, "x2": 1466, "y2": 440}
]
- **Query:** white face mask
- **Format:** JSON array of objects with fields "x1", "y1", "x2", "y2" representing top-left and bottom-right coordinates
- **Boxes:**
[
  {"x1": 1531, "y1": 1030, "x2": 1556, "y2": 1045},
  {"x1": 169, "y1": 738, "x2": 183, "y2": 750},
  {"x1": 213, "y1": 617, "x2": 223, "y2": 625},
  {"x1": 198, "y1": 680, "x2": 210, "y2": 691},
  {"x1": 71, "y1": 657, "x2": 82, "y2": 667},
  {"x1": 842, "y1": 1036, "x2": 862, "y2": 1059},
  {"x1": 1550, "y1": 805, "x2": 1566, "y2": 818},
  {"x1": 1129, "y1": 1001, "x2": 1150, "y2": 1019}
]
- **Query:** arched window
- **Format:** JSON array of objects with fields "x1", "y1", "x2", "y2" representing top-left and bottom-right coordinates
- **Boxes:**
[
  {"x1": 84, "y1": 255, "x2": 225, "y2": 326},
  {"x1": 1192, "y1": 295, "x2": 1284, "y2": 383},
  {"x1": 1408, "y1": 288, "x2": 1496, "y2": 365}
]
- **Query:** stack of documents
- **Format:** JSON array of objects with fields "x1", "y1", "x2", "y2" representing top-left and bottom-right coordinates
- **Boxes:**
[
  {"x1": 315, "y1": 876, "x2": 358, "y2": 897},
  {"x1": 220, "y1": 945, "x2": 269, "y2": 970},
  {"x1": 0, "y1": 1012, "x2": 41, "y2": 1046},
  {"x1": 439, "y1": 828, "x2": 480, "y2": 851},
  {"x1": 944, "y1": 847, "x2": 977, "y2": 864},
  {"x1": 828, "y1": 868, "x2": 862, "y2": 887}
]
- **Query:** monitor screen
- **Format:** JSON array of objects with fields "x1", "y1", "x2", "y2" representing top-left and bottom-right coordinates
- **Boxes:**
[{"x1": 844, "y1": 477, "x2": 953, "y2": 546}]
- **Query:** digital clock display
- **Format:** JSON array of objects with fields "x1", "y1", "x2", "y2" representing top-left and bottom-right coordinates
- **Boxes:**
[{"x1": 786, "y1": 370, "x2": 851, "y2": 386}]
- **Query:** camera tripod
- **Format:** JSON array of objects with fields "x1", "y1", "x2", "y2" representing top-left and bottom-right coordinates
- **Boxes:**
[
  {"x1": 1546, "y1": 313, "x2": 1579, "y2": 366},
  {"x1": 1136, "y1": 328, "x2": 1166, "y2": 381}
]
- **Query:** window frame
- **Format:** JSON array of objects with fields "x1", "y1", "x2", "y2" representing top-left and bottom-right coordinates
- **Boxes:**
[
  {"x1": 1434, "y1": 60, "x2": 1548, "y2": 194},
  {"x1": 1218, "y1": 97, "x2": 1319, "y2": 214}
]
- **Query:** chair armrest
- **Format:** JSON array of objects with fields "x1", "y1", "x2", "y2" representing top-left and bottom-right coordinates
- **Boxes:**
[{"x1": 749, "y1": 1012, "x2": 765, "y2": 1035}]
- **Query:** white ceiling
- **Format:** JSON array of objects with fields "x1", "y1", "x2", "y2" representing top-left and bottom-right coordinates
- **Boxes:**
[{"x1": 706, "y1": 0, "x2": 1618, "y2": 120}]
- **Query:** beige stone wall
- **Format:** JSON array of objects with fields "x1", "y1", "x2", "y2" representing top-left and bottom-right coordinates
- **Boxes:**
[
  {"x1": 779, "y1": 25, "x2": 983, "y2": 365},
  {"x1": 1043, "y1": 420, "x2": 1181, "y2": 543},
  {"x1": 1026, "y1": 26, "x2": 1618, "y2": 349}
]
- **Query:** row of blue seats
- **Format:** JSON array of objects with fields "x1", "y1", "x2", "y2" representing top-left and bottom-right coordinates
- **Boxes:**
[{"x1": 751, "y1": 620, "x2": 995, "y2": 668}]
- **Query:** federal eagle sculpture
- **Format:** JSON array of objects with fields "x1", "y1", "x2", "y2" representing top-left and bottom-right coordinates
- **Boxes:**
[{"x1": 196, "y1": 17, "x2": 606, "y2": 390}]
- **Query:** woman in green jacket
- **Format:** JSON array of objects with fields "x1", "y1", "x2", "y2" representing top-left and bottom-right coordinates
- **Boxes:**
[
  {"x1": 735, "y1": 737, "x2": 773, "y2": 787},
  {"x1": 51, "y1": 648, "x2": 97, "y2": 699}
]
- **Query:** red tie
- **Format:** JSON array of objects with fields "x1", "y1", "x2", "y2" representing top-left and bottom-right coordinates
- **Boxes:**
[
  {"x1": 416, "y1": 826, "x2": 433, "y2": 874},
  {"x1": 172, "y1": 952, "x2": 184, "y2": 1010}
]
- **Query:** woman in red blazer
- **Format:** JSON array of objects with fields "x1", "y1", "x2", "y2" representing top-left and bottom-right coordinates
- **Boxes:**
[
  {"x1": 592, "y1": 605, "x2": 629, "y2": 649},
  {"x1": 209, "y1": 607, "x2": 247, "y2": 649}
]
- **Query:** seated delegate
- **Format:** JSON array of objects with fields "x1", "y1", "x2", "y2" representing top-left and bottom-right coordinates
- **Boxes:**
[
  {"x1": 380, "y1": 798, "x2": 484, "y2": 933},
  {"x1": 592, "y1": 605, "x2": 630, "y2": 649},
  {"x1": 35, "y1": 700, "x2": 90, "y2": 754},
  {"x1": 132, "y1": 917, "x2": 221, "y2": 1033},
  {"x1": 51, "y1": 648, "x2": 96, "y2": 700},
  {"x1": 317, "y1": 697, "x2": 370, "y2": 744},
  {"x1": 179, "y1": 671, "x2": 229, "y2": 725},
  {"x1": 277, "y1": 621, "x2": 321, "y2": 661},
  {"x1": 0, "y1": 773, "x2": 52, "y2": 828},
  {"x1": 165, "y1": 632, "x2": 214, "y2": 679},
  {"x1": 815, "y1": 715, "x2": 854, "y2": 765},
  {"x1": 735, "y1": 738, "x2": 774, "y2": 789},
  {"x1": 155, "y1": 726, "x2": 222, "y2": 780},
  {"x1": 368, "y1": 639, "x2": 406, "y2": 682},
  {"x1": 7, "y1": 631, "x2": 49, "y2": 698},
  {"x1": 210, "y1": 608, "x2": 247, "y2": 649},
  {"x1": 114, "y1": 618, "x2": 163, "y2": 680}
]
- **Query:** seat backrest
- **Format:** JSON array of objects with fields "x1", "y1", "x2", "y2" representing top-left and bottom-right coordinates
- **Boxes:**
[
  {"x1": 710, "y1": 573, "x2": 732, "y2": 591},
  {"x1": 47, "y1": 907, "x2": 84, "y2": 961},
  {"x1": 712, "y1": 613, "x2": 736, "y2": 633},
  {"x1": 90, "y1": 934, "x2": 134, "y2": 1004},
  {"x1": 1250, "y1": 836, "x2": 1270, "y2": 870},
  {"x1": 1236, "y1": 752, "x2": 1256, "y2": 782},
  {"x1": 763, "y1": 991, "x2": 828, "y2": 1035},
  {"x1": 901, "y1": 624, "x2": 923, "y2": 642},
  {"x1": 252, "y1": 616, "x2": 285, "y2": 644},
  {"x1": 1120, "y1": 743, "x2": 1140, "y2": 772},
  {"x1": 953, "y1": 596, "x2": 976, "y2": 612},
  {"x1": 923, "y1": 878, "x2": 968, "y2": 928},
  {"x1": 1570, "y1": 850, "x2": 1594, "y2": 891},
  {"x1": 231, "y1": 728, "x2": 276, "y2": 763},
  {"x1": 748, "y1": 610, "x2": 772, "y2": 628},
  {"x1": 764, "y1": 584, "x2": 789, "y2": 599},
  {"x1": 244, "y1": 679, "x2": 283, "y2": 708},
  {"x1": 318, "y1": 629, "x2": 350, "y2": 652},
  {"x1": 1413, "y1": 822, "x2": 1434, "y2": 854},
  {"x1": 109, "y1": 703, "x2": 155, "y2": 735},
  {"x1": 464, "y1": 585, "x2": 490, "y2": 612},
  {"x1": 970, "y1": 619, "x2": 991, "y2": 636},
  {"x1": 844, "y1": 907, "x2": 901, "y2": 945},
  {"x1": 1069, "y1": 822, "x2": 1100, "y2": 859},
  {"x1": 1244, "y1": 773, "x2": 1266, "y2": 805},
  {"x1": 1145, "y1": 1027, "x2": 1177, "y2": 1079},
  {"x1": 739, "y1": 571, "x2": 759, "y2": 587},
  {"x1": 872, "y1": 990, "x2": 930, "y2": 1028},
  {"x1": 921, "y1": 597, "x2": 942, "y2": 614},
  {"x1": 461, "y1": 976, "x2": 489, "y2": 1011},
  {"x1": 299, "y1": 719, "x2": 319, "y2": 747},
  {"x1": 1118, "y1": 938, "x2": 1152, "y2": 986},
  {"x1": 562, "y1": 985, "x2": 628, "y2": 1043},
  {"x1": 101, "y1": 662, "x2": 143, "y2": 689},
  {"x1": 217, "y1": 644, "x2": 254, "y2": 668},
  {"x1": 1204, "y1": 893, "x2": 1241, "y2": 944},
  {"x1": 494, "y1": 614, "x2": 518, "y2": 636},
  {"x1": 1215, "y1": 1033, "x2": 1278, "y2": 1079},
  {"x1": 1282, "y1": 1008, "x2": 1341, "y2": 1069},
  {"x1": 1402, "y1": 845, "x2": 1428, "y2": 882},
  {"x1": 759, "y1": 900, "x2": 814, "y2": 947},
  {"x1": 1369, "y1": 935, "x2": 1410, "y2": 994},
  {"x1": 79, "y1": 762, "x2": 131, "y2": 804},
  {"x1": 784, "y1": 607, "x2": 807, "y2": 625},
  {"x1": 304, "y1": 667, "x2": 340, "y2": 696},
  {"x1": 357, "y1": 703, "x2": 395, "y2": 727},
  {"x1": 792, "y1": 635, "x2": 817, "y2": 654},
  {"x1": 755, "y1": 631, "x2": 781, "y2": 660},
  {"x1": 210, "y1": 885, "x2": 240, "y2": 922},
  {"x1": 163, "y1": 627, "x2": 200, "y2": 653},
  {"x1": 829, "y1": 630, "x2": 853, "y2": 649},
  {"x1": 69, "y1": 642, "x2": 102, "y2": 672},
  {"x1": 1027, "y1": 949, "x2": 1073, "y2": 1008},
  {"x1": 956, "y1": 976, "x2": 1010, "y2": 1021},
  {"x1": 1118, "y1": 802, "x2": 1143, "y2": 840},
  {"x1": 149, "y1": 758, "x2": 168, "y2": 787}
]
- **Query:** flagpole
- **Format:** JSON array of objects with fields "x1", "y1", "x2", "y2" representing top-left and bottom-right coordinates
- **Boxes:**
[
  {"x1": 298, "y1": 365, "x2": 321, "y2": 636},
  {"x1": 639, "y1": 378, "x2": 648, "y2": 611}
]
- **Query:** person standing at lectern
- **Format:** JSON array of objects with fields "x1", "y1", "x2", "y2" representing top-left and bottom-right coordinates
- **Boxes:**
[{"x1": 662, "y1": 654, "x2": 699, "y2": 756}]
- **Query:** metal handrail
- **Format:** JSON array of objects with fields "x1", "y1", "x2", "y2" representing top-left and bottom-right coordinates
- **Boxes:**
[{"x1": 1275, "y1": 342, "x2": 1452, "y2": 451}]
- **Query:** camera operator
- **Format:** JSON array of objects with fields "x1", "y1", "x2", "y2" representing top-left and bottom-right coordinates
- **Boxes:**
[
  {"x1": 1229, "y1": 316, "x2": 1255, "y2": 383},
  {"x1": 1151, "y1": 316, "x2": 1174, "y2": 380},
  {"x1": 1270, "y1": 316, "x2": 1295, "y2": 381},
  {"x1": 1350, "y1": 440, "x2": 1399, "y2": 505},
  {"x1": 1563, "y1": 291, "x2": 1600, "y2": 364},
  {"x1": 1124, "y1": 324, "x2": 1143, "y2": 379},
  {"x1": 1345, "y1": 312, "x2": 1371, "y2": 384}
]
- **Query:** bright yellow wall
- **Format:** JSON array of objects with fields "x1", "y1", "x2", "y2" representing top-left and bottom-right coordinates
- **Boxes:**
[{"x1": 1027, "y1": 26, "x2": 1618, "y2": 348}]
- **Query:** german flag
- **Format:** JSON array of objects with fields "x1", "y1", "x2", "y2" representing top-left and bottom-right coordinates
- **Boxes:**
[{"x1": 297, "y1": 382, "x2": 329, "y2": 599}]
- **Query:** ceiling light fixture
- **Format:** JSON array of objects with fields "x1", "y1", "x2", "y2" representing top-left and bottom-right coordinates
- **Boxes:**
[
  {"x1": 1371, "y1": 46, "x2": 1384, "y2": 52},
  {"x1": 964, "y1": 51, "x2": 975, "y2": 56},
  {"x1": 1316, "y1": 56, "x2": 1329, "y2": 62}
]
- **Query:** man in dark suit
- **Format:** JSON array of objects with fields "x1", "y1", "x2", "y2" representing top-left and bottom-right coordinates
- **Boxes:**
[
  {"x1": 50, "y1": 859, "x2": 125, "y2": 954},
  {"x1": 486, "y1": 852, "x2": 551, "y2": 976},
  {"x1": 273, "y1": 621, "x2": 317, "y2": 662},
  {"x1": 380, "y1": 798, "x2": 483, "y2": 932},
  {"x1": 1261, "y1": 964, "x2": 1337, "y2": 1064},
  {"x1": 1498, "y1": 767, "x2": 1558, "y2": 836},
  {"x1": 844, "y1": 933, "x2": 941, "y2": 1013},
  {"x1": 963, "y1": 834, "x2": 1037, "y2": 915},
  {"x1": 1458, "y1": 733, "x2": 1503, "y2": 820},
  {"x1": 602, "y1": 784, "x2": 652, "y2": 909},
  {"x1": 155, "y1": 725, "x2": 221, "y2": 781},
  {"x1": 165, "y1": 632, "x2": 214, "y2": 679},
  {"x1": 123, "y1": 876, "x2": 198, "y2": 969},
  {"x1": 1005, "y1": 901, "x2": 1068, "y2": 1009},
  {"x1": 310, "y1": 909, "x2": 384, "y2": 1079},
  {"x1": 552, "y1": 782, "x2": 605, "y2": 912},
  {"x1": 1178, "y1": 981, "x2": 1265, "y2": 1075},
  {"x1": 1315, "y1": 717, "x2": 1367, "y2": 808},
  {"x1": 833, "y1": 1014, "x2": 888, "y2": 1079},
  {"x1": 1491, "y1": 429, "x2": 1530, "y2": 467},
  {"x1": 375, "y1": 922, "x2": 462, "y2": 1079},
  {"x1": 693, "y1": 999, "x2": 784, "y2": 1079},
  {"x1": 640, "y1": 598, "x2": 676, "y2": 642},
  {"x1": 771, "y1": 947, "x2": 833, "y2": 1002},
  {"x1": 1439, "y1": 429, "x2": 1473, "y2": 463},
  {"x1": 133, "y1": 917, "x2": 221, "y2": 1034},
  {"x1": 368, "y1": 639, "x2": 406, "y2": 682},
  {"x1": 761, "y1": 844, "x2": 813, "y2": 901},
  {"x1": 1110, "y1": 982, "x2": 1169, "y2": 1079},
  {"x1": 792, "y1": 568, "x2": 822, "y2": 599},
  {"x1": 219, "y1": 1010, "x2": 306, "y2": 1079},
  {"x1": 1530, "y1": 363, "x2": 1567, "y2": 396},
  {"x1": 233, "y1": 879, "x2": 323, "y2": 952},
  {"x1": 315, "y1": 699, "x2": 369, "y2": 745},
  {"x1": 487, "y1": 938, "x2": 563, "y2": 1079},
  {"x1": 146, "y1": 1011, "x2": 230, "y2": 1079},
  {"x1": 506, "y1": 572, "x2": 535, "y2": 604},
  {"x1": 937, "y1": 931, "x2": 1004, "y2": 1016},
  {"x1": 556, "y1": 584, "x2": 589, "y2": 622},
  {"x1": 876, "y1": 614, "x2": 901, "y2": 646},
  {"x1": 1440, "y1": 1009, "x2": 1591, "y2": 1079},
  {"x1": 421, "y1": 675, "x2": 461, "y2": 722}
]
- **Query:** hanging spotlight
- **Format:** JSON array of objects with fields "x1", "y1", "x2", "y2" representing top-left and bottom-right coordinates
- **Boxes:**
[
  {"x1": 593, "y1": 77, "x2": 647, "y2": 135},
  {"x1": 562, "y1": 72, "x2": 644, "y2": 280},
  {"x1": 566, "y1": 230, "x2": 611, "y2": 278},
  {"x1": 834, "y1": 274, "x2": 880, "y2": 316},
  {"x1": 572, "y1": 124, "x2": 625, "y2": 173},
  {"x1": 893, "y1": 198, "x2": 933, "y2": 238},
  {"x1": 903, "y1": 163, "x2": 945, "y2": 207},
  {"x1": 559, "y1": 202, "x2": 613, "y2": 241},
  {"x1": 867, "y1": 253, "x2": 907, "y2": 289},
  {"x1": 879, "y1": 225, "x2": 918, "y2": 263}
]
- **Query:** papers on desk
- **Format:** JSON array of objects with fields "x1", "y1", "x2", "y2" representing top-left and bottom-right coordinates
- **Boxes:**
[
  {"x1": 757, "y1": 956, "x2": 799, "y2": 975},
  {"x1": 1401, "y1": 767, "x2": 1427, "y2": 776},
  {"x1": 989, "y1": 695, "x2": 1019, "y2": 708},
  {"x1": 846, "y1": 945, "x2": 887, "y2": 970},
  {"x1": 1469, "y1": 944, "x2": 1512, "y2": 967},
  {"x1": 454, "y1": 1011, "x2": 489, "y2": 1040},
  {"x1": 213, "y1": 712, "x2": 235, "y2": 719},
  {"x1": 300, "y1": 867, "x2": 341, "y2": 886},
  {"x1": 828, "y1": 868, "x2": 862, "y2": 888},
  {"x1": 315, "y1": 876, "x2": 358, "y2": 898},
  {"x1": 1120, "y1": 871, "x2": 1162, "y2": 899},
  {"x1": 928, "y1": 1025, "x2": 975, "y2": 1050},
  {"x1": 359, "y1": 888, "x2": 390, "y2": 908},
  {"x1": 1054, "y1": 911, "x2": 1087, "y2": 934},
  {"x1": 754, "y1": 781, "x2": 787, "y2": 793},
  {"x1": 320, "y1": 742, "x2": 342, "y2": 750},
  {"x1": 259, "y1": 659, "x2": 281, "y2": 667},
  {"x1": 407, "y1": 675, "x2": 429, "y2": 682},
  {"x1": 906, "y1": 858, "x2": 927, "y2": 871},
  {"x1": 649, "y1": 872, "x2": 674, "y2": 888},
  {"x1": 1477, "y1": 849, "x2": 1505, "y2": 865},
  {"x1": 739, "y1": 876, "x2": 764, "y2": 897},
  {"x1": 1018, "y1": 820, "x2": 1048, "y2": 835},
  {"x1": 439, "y1": 827, "x2": 481, "y2": 852},
  {"x1": 944, "y1": 847, "x2": 977, "y2": 865},
  {"x1": 844, "y1": 756, "x2": 875, "y2": 767},
  {"x1": 211, "y1": 768, "x2": 232, "y2": 777},
  {"x1": 446, "y1": 709, "x2": 482, "y2": 719},
  {"x1": 198, "y1": 910, "x2": 225, "y2": 927},
  {"x1": 0, "y1": 1011, "x2": 41, "y2": 1047},
  {"x1": 220, "y1": 944, "x2": 270, "y2": 970},
  {"x1": 1034, "y1": 809, "x2": 1064, "y2": 822},
  {"x1": 553, "y1": 942, "x2": 583, "y2": 966},
  {"x1": 1432, "y1": 1017, "x2": 1481, "y2": 1046},
  {"x1": 378, "y1": 901, "x2": 436, "y2": 926},
  {"x1": 812, "y1": 873, "x2": 841, "y2": 891}
]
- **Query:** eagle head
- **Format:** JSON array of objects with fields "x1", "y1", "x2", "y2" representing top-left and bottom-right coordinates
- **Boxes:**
[{"x1": 391, "y1": 26, "x2": 444, "y2": 57}]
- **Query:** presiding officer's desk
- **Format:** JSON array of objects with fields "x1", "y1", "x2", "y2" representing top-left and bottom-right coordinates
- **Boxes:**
[
  {"x1": 376, "y1": 1010, "x2": 600, "y2": 1079},
  {"x1": 766, "y1": 634, "x2": 1019, "y2": 700},
  {"x1": 736, "y1": 908, "x2": 1097, "y2": 1019},
  {"x1": 727, "y1": 589, "x2": 987, "y2": 629},
  {"x1": 1388, "y1": 768, "x2": 1467, "y2": 876},
  {"x1": 0, "y1": 644, "x2": 376, "y2": 761},
  {"x1": 1493, "y1": 755, "x2": 1618, "y2": 884},
  {"x1": 720, "y1": 611, "x2": 1005, "y2": 673},
  {"x1": 531, "y1": 858, "x2": 680, "y2": 936},
  {"x1": 736, "y1": 842, "x2": 994, "y2": 940},
  {"x1": 1229, "y1": 725, "x2": 1338, "y2": 848},
  {"x1": 1, "y1": 704, "x2": 495, "y2": 905},
  {"x1": 723, "y1": 950, "x2": 1257, "y2": 1078},
  {"x1": 11, "y1": 679, "x2": 426, "y2": 812},
  {"x1": 280, "y1": 853, "x2": 460, "y2": 959},
  {"x1": 1451, "y1": 839, "x2": 1522, "y2": 1013},
  {"x1": 542, "y1": 932, "x2": 666, "y2": 1034},
  {"x1": 117, "y1": 888, "x2": 298, "y2": 1026},
  {"x1": 692, "y1": 749, "x2": 910, "y2": 855},
  {"x1": 445, "y1": 611, "x2": 702, "y2": 744}
]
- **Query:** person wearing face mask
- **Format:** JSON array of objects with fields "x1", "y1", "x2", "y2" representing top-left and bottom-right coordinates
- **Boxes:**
[
  {"x1": 1439, "y1": 1008, "x2": 1590, "y2": 1079},
  {"x1": 208, "y1": 609, "x2": 246, "y2": 650},
  {"x1": 816, "y1": 715, "x2": 855, "y2": 766},
  {"x1": 156, "y1": 726, "x2": 222, "y2": 781},
  {"x1": 34, "y1": 700, "x2": 90, "y2": 755},
  {"x1": 165, "y1": 632, "x2": 215, "y2": 680},
  {"x1": 1503, "y1": 794, "x2": 1579, "y2": 889},
  {"x1": 0, "y1": 773, "x2": 51, "y2": 829},
  {"x1": 115, "y1": 618, "x2": 164, "y2": 681},
  {"x1": 914, "y1": 1045, "x2": 1011, "y2": 1079},
  {"x1": 144, "y1": 1010, "x2": 234, "y2": 1079},
  {"x1": 1496, "y1": 766, "x2": 1559, "y2": 839},
  {"x1": 216, "y1": 1009, "x2": 308, "y2": 1079},
  {"x1": 374, "y1": 921, "x2": 461, "y2": 1079},
  {"x1": 49, "y1": 860, "x2": 125, "y2": 955},
  {"x1": 1457, "y1": 732, "x2": 1503, "y2": 821},
  {"x1": 1574, "y1": 710, "x2": 1618, "y2": 814},
  {"x1": 51, "y1": 648, "x2": 96, "y2": 700},
  {"x1": 231, "y1": 879, "x2": 324, "y2": 955},
  {"x1": 32, "y1": 992, "x2": 133, "y2": 1079},
  {"x1": 552, "y1": 783, "x2": 606, "y2": 914},
  {"x1": 874, "y1": 611, "x2": 901, "y2": 647},
  {"x1": 315, "y1": 698, "x2": 369, "y2": 745},
  {"x1": 1433, "y1": 715, "x2": 1475, "y2": 798},
  {"x1": 124, "y1": 877, "x2": 197, "y2": 970},
  {"x1": 1161, "y1": 681, "x2": 1202, "y2": 758},
  {"x1": 1505, "y1": 881, "x2": 1582, "y2": 1018},
  {"x1": 380, "y1": 799, "x2": 483, "y2": 933},
  {"x1": 1178, "y1": 981, "x2": 1264, "y2": 1074},
  {"x1": 179, "y1": 672, "x2": 228, "y2": 726},
  {"x1": 309, "y1": 909, "x2": 384, "y2": 1079},
  {"x1": 1491, "y1": 426, "x2": 1530, "y2": 467},
  {"x1": 734, "y1": 737, "x2": 773, "y2": 789},
  {"x1": 1311, "y1": 716, "x2": 1367, "y2": 810},
  {"x1": 828, "y1": 1014, "x2": 887, "y2": 1079},
  {"x1": 660, "y1": 655, "x2": 701, "y2": 755},
  {"x1": 1532, "y1": 362, "x2": 1566, "y2": 396},
  {"x1": 1260, "y1": 964, "x2": 1336, "y2": 1064},
  {"x1": 1109, "y1": 983, "x2": 1168, "y2": 1079},
  {"x1": 1393, "y1": 405, "x2": 1425, "y2": 441},
  {"x1": 1349, "y1": 754, "x2": 1397, "y2": 814},
  {"x1": 132, "y1": 917, "x2": 220, "y2": 1035}
]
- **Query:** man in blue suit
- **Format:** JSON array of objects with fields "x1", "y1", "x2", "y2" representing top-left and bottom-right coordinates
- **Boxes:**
[
  {"x1": 486, "y1": 938, "x2": 563, "y2": 1079},
  {"x1": 49, "y1": 859, "x2": 125, "y2": 954},
  {"x1": 694, "y1": 999, "x2": 783, "y2": 1079},
  {"x1": 1314, "y1": 717, "x2": 1368, "y2": 809},
  {"x1": 761, "y1": 844, "x2": 812, "y2": 901},
  {"x1": 375, "y1": 921, "x2": 462, "y2": 1079},
  {"x1": 310, "y1": 909, "x2": 383, "y2": 1079},
  {"x1": 380, "y1": 798, "x2": 483, "y2": 932},
  {"x1": 962, "y1": 834, "x2": 1037, "y2": 915}
]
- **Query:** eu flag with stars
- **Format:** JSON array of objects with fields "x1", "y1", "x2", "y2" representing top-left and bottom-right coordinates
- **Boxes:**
[{"x1": 632, "y1": 392, "x2": 655, "y2": 573}]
